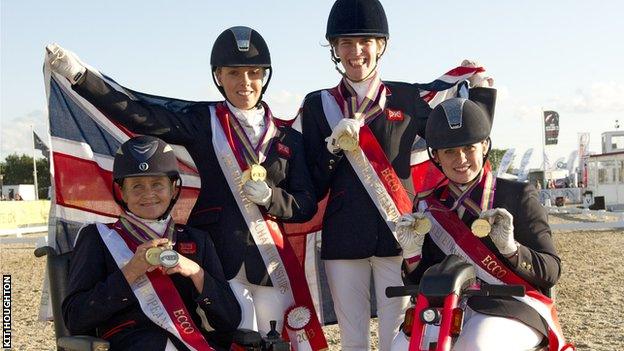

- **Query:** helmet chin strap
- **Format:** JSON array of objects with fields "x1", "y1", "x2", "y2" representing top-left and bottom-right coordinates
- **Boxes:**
[
  {"x1": 329, "y1": 43, "x2": 385, "y2": 83},
  {"x1": 211, "y1": 67, "x2": 272, "y2": 109},
  {"x1": 112, "y1": 177, "x2": 182, "y2": 221},
  {"x1": 426, "y1": 137, "x2": 493, "y2": 186}
]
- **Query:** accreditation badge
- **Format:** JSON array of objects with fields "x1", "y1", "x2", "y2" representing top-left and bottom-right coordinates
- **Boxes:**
[{"x1": 159, "y1": 249, "x2": 179, "y2": 268}]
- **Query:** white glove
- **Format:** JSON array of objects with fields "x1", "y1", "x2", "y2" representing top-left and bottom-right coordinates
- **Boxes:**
[
  {"x1": 396, "y1": 213, "x2": 426, "y2": 259},
  {"x1": 243, "y1": 180, "x2": 272, "y2": 206},
  {"x1": 46, "y1": 43, "x2": 87, "y2": 85},
  {"x1": 325, "y1": 118, "x2": 363, "y2": 154},
  {"x1": 480, "y1": 208, "x2": 518, "y2": 256},
  {"x1": 461, "y1": 59, "x2": 494, "y2": 88}
]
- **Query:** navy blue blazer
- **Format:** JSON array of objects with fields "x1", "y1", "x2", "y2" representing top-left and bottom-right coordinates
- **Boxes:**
[
  {"x1": 62, "y1": 223, "x2": 241, "y2": 350},
  {"x1": 73, "y1": 71, "x2": 317, "y2": 285},
  {"x1": 406, "y1": 178, "x2": 561, "y2": 336}
]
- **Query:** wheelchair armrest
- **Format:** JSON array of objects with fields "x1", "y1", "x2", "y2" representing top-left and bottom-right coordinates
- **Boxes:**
[
  {"x1": 34, "y1": 245, "x2": 57, "y2": 258},
  {"x1": 231, "y1": 328, "x2": 263, "y2": 347},
  {"x1": 57, "y1": 336, "x2": 110, "y2": 351}
]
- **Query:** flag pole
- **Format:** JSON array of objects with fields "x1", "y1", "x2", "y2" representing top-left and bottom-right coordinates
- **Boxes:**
[
  {"x1": 31, "y1": 125, "x2": 39, "y2": 200},
  {"x1": 541, "y1": 108, "x2": 546, "y2": 172}
]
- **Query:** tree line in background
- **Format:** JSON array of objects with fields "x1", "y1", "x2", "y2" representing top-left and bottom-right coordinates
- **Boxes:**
[
  {"x1": 0, "y1": 148, "x2": 507, "y2": 201},
  {"x1": 0, "y1": 154, "x2": 50, "y2": 199}
]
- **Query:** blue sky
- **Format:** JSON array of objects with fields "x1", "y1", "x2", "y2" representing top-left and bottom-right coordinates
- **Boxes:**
[{"x1": 1, "y1": 0, "x2": 623, "y2": 170}]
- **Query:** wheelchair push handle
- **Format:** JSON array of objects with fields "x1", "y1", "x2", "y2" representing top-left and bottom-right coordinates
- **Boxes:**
[
  {"x1": 468, "y1": 284, "x2": 525, "y2": 297},
  {"x1": 385, "y1": 283, "x2": 525, "y2": 299},
  {"x1": 385, "y1": 285, "x2": 419, "y2": 298}
]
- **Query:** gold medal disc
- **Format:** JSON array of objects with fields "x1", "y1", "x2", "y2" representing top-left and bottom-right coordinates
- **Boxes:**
[
  {"x1": 337, "y1": 134, "x2": 358, "y2": 152},
  {"x1": 413, "y1": 217, "x2": 432, "y2": 235},
  {"x1": 145, "y1": 247, "x2": 163, "y2": 266},
  {"x1": 250, "y1": 164, "x2": 267, "y2": 182},
  {"x1": 471, "y1": 218, "x2": 491, "y2": 238}
]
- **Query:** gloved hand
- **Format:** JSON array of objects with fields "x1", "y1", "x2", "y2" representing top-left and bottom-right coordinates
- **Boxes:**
[
  {"x1": 480, "y1": 208, "x2": 518, "y2": 256},
  {"x1": 461, "y1": 59, "x2": 494, "y2": 88},
  {"x1": 325, "y1": 118, "x2": 363, "y2": 154},
  {"x1": 396, "y1": 213, "x2": 427, "y2": 259},
  {"x1": 46, "y1": 43, "x2": 87, "y2": 85},
  {"x1": 243, "y1": 180, "x2": 272, "y2": 206}
]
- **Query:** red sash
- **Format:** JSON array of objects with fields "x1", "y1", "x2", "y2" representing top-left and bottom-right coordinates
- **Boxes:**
[
  {"x1": 212, "y1": 106, "x2": 328, "y2": 350},
  {"x1": 418, "y1": 195, "x2": 570, "y2": 351},
  {"x1": 103, "y1": 222, "x2": 214, "y2": 351}
]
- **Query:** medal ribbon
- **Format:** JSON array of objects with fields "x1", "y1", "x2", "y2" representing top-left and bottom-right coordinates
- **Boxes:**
[
  {"x1": 118, "y1": 213, "x2": 176, "y2": 245},
  {"x1": 321, "y1": 90, "x2": 412, "y2": 240},
  {"x1": 98, "y1": 223, "x2": 214, "y2": 351},
  {"x1": 337, "y1": 72, "x2": 387, "y2": 124},
  {"x1": 416, "y1": 197, "x2": 567, "y2": 351},
  {"x1": 215, "y1": 102, "x2": 278, "y2": 171},
  {"x1": 210, "y1": 106, "x2": 328, "y2": 351},
  {"x1": 444, "y1": 168, "x2": 497, "y2": 217}
]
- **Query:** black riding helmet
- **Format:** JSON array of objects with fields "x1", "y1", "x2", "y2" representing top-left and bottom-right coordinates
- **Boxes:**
[
  {"x1": 210, "y1": 26, "x2": 272, "y2": 106},
  {"x1": 425, "y1": 97, "x2": 495, "y2": 178},
  {"x1": 426, "y1": 98, "x2": 493, "y2": 151},
  {"x1": 326, "y1": 0, "x2": 389, "y2": 79},
  {"x1": 113, "y1": 135, "x2": 181, "y2": 220},
  {"x1": 326, "y1": 0, "x2": 389, "y2": 40}
]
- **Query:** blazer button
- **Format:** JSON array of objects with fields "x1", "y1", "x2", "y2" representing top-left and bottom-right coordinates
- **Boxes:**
[
  {"x1": 526, "y1": 263, "x2": 532, "y2": 270},
  {"x1": 328, "y1": 165, "x2": 334, "y2": 170},
  {"x1": 203, "y1": 298, "x2": 211, "y2": 305},
  {"x1": 521, "y1": 262, "x2": 527, "y2": 269},
  {"x1": 329, "y1": 159, "x2": 335, "y2": 165}
]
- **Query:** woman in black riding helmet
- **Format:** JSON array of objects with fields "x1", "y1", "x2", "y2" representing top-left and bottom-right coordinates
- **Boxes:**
[
  {"x1": 63, "y1": 135, "x2": 240, "y2": 350},
  {"x1": 299, "y1": 0, "x2": 496, "y2": 349},
  {"x1": 395, "y1": 99, "x2": 567, "y2": 350},
  {"x1": 47, "y1": 28, "x2": 319, "y2": 340}
]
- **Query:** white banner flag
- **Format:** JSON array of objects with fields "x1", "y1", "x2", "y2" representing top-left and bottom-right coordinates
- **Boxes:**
[
  {"x1": 496, "y1": 148, "x2": 516, "y2": 177},
  {"x1": 517, "y1": 148, "x2": 534, "y2": 182}
]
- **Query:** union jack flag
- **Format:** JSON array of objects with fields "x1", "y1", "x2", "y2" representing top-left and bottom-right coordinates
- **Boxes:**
[{"x1": 42, "y1": 59, "x2": 482, "y2": 324}]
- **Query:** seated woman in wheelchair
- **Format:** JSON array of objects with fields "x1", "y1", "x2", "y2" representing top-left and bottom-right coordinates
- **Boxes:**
[
  {"x1": 62, "y1": 135, "x2": 241, "y2": 350},
  {"x1": 394, "y1": 98, "x2": 564, "y2": 350}
]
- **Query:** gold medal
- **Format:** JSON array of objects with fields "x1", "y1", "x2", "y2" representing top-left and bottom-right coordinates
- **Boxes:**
[
  {"x1": 337, "y1": 133, "x2": 358, "y2": 152},
  {"x1": 250, "y1": 164, "x2": 267, "y2": 182},
  {"x1": 471, "y1": 218, "x2": 491, "y2": 238},
  {"x1": 412, "y1": 217, "x2": 432, "y2": 235},
  {"x1": 242, "y1": 164, "x2": 267, "y2": 183},
  {"x1": 145, "y1": 247, "x2": 163, "y2": 266}
]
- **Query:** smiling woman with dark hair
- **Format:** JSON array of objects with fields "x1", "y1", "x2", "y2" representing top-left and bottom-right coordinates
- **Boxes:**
[{"x1": 394, "y1": 98, "x2": 566, "y2": 350}]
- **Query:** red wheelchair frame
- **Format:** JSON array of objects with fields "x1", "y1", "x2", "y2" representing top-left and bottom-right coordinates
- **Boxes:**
[{"x1": 386, "y1": 254, "x2": 536, "y2": 351}]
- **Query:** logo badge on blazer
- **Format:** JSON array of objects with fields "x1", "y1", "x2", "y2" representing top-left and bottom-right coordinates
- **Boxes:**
[
  {"x1": 177, "y1": 242, "x2": 197, "y2": 255},
  {"x1": 277, "y1": 142, "x2": 291, "y2": 158},
  {"x1": 386, "y1": 109, "x2": 404, "y2": 121}
]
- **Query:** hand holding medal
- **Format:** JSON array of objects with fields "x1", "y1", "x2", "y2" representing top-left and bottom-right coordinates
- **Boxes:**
[
  {"x1": 241, "y1": 163, "x2": 267, "y2": 183},
  {"x1": 326, "y1": 118, "x2": 363, "y2": 154},
  {"x1": 395, "y1": 213, "x2": 427, "y2": 260},
  {"x1": 337, "y1": 132, "x2": 358, "y2": 152},
  {"x1": 479, "y1": 208, "x2": 518, "y2": 256},
  {"x1": 144, "y1": 240, "x2": 179, "y2": 268}
]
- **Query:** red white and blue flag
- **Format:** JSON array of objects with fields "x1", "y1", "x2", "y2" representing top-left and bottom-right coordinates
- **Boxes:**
[
  {"x1": 43, "y1": 60, "x2": 481, "y2": 327},
  {"x1": 44, "y1": 63, "x2": 204, "y2": 253}
]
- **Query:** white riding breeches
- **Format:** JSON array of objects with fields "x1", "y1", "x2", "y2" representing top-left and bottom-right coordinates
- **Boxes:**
[
  {"x1": 228, "y1": 265, "x2": 291, "y2": 337},
  {"x1": 325, "y1": 256, "x2": 409, "y2": 351}
]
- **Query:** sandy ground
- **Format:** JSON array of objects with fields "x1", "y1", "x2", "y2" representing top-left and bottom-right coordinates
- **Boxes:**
[{"x1": 1, "y1": 216, "x2": 622, "y2": 350}]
